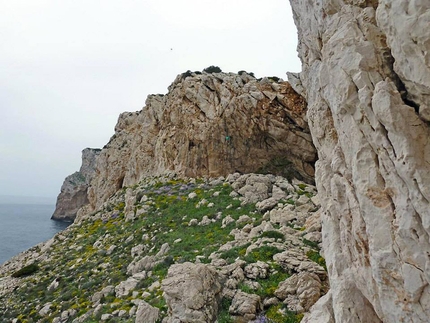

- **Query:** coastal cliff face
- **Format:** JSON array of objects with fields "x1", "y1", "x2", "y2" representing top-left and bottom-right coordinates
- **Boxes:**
[
  {"x1": 83, "y1": 71, "x2": 316, "y2": 214},
  {"x1": 51, "y1": 148, "x2": 100, "y2": 222},
  {"x1": 288, "y1": 1, "x2": 430, "y2": 322}
]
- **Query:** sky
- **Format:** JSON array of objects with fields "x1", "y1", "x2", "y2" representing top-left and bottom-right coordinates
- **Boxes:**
[{"x1": 0, "y1": 0, "x2": 301, "y2": 200}]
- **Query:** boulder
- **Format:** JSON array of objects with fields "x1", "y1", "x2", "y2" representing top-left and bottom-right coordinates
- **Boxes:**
[
  {"x1": 115, "y1": 277, "x2": 138, "y2": 298},
  {"x1": 135, "y1": 300, "x2": 160, "y2": 323},
  {"x1": 275, "y1": 272, "x2": 322, "y2": 312},
  {"x1": 229, "y1": 291, "x2": 262, "y2": 321},
  {"x1": 162, "y1": 262, "x2": 222, "y2": 323}
]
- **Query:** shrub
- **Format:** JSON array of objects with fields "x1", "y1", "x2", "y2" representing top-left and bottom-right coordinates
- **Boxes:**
[
  {"x1": 302, "y1": 238, "x2": 319, "y2": 250},
  {"x1": 218, "y1": 298, "x2": 234, "y2": 323},
  {"x1": 203, "y1": 65, "x2": 222, "y2": 73},
  {"x1": 12, "y1": 263, "x2": 39, "y2": 278},
  {"x1": 219, "y1": 243, "x2": 250, "y2": 263},
  {"x1": 261, "y1": 231, "x2": 285, "y2": 241},
  {"x1": 268, "y1": 76, "x2": 281, "y2": 82},
  {"x1": 244, "y1": 246, "x2": 282, "y2": 263},
  {"x1": 306, "y1": 250, "x2": 327, "y2": 270},
  {"x1": 265, "y1": 305, "x2": 304, "y2": 323},
  {"x1": 238, "y1": 70, "x2": 255, "y2": 77},
  {"x1": 181, "y1": 70, "x2": 193, "y2": 79}
]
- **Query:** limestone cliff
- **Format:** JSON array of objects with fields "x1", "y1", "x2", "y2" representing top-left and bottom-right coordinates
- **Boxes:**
[
  {"x1": 81, "y1": 71, "x2": 316, "y2": 215},
  {"x1": 288, "y1": 1, "x2": 430, "y2": 322},
  {"x1": 51, "y1": 148, "x2": 100, "y2": 222}
]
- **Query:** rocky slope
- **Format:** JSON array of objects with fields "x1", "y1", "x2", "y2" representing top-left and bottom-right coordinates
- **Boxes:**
[
  {"x1": 288, "y1": 1, "x2": 430, "y2": 322},
  {"x1": 51, "y1": 148, "x2": 100, "y2": 222},
  {"x1": 0, "y1": 173, "x2": 326, "y2": 322}
]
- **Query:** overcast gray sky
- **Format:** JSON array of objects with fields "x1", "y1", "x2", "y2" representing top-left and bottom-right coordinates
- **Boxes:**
[{"x1": 0, "y1": 0, "x2": 300, "y2": 200}]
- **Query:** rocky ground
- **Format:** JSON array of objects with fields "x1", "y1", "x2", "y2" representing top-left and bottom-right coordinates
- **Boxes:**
[{"x1": 0, "y1": 173, "x2": 326, "y2": 323}]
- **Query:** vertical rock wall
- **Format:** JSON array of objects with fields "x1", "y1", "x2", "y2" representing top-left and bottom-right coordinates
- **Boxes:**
[
  {"x1": 288, "y1": 1, "x2": 430, "y2": 322},
  {"x1": 51, "y1": 148, "x2": 100, "y2": 221}
]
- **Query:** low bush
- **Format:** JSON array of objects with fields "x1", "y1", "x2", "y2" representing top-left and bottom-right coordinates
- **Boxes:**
[
  {"x1": 12, "y1": 263, "x2": 39, "y2": 278},
  {"x1": 261, "y1": 231, "x2": 285, "y2": 241},
  {"x1": 306, "y1": 250, "x2": 326, "y2": 270},
  {"x1": 244, "y1": 246, "x2": 282, "y2": 263},
  {"x1": 203, "y1": 65, "x2": 222, "y2": 73}
]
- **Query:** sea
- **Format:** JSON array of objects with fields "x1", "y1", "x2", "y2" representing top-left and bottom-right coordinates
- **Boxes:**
[{"x1": 0, "y1": 199, "x2": 70, "y2": 265}]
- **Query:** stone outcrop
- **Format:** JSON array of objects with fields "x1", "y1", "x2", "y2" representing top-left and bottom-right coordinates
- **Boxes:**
[
  {"x1": 82, "y1": 71, "x2": 316, "y2": 213},
  {"x1": 288, "y1": 1, "x2": 430, "y2": 322},
  {"x1": 162, "y1": 262, "x2": 223, "y2": 323},
  {"x1": 51, "y1": 148, "x2": 100, "y2": 221}
]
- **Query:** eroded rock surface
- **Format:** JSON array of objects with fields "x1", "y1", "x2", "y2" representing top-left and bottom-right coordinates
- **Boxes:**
[
  {"x1": 162, "y1": 262, "x2": 222, "y2": 323},
  {"x1": 84, "y1": 71, "x2": 316, "y2": 213},
  {"x1": 288, "y1": 1, "x2": 430, "y2": 322},
  {"x1": 51, "y1": 148, "x2": 100, "y2": 221}
]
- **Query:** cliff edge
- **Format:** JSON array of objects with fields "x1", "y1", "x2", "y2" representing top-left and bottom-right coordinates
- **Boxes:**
[
  {"x1": 288, "y1": 1, "x2": 430, "y2": 322},
  {"x1": 51, "y1": 148, "x2": 100, "y2": 222}
]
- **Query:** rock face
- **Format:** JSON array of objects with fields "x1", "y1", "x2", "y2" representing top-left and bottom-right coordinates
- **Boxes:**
[
  {"x1": 51, "y1": 148, "x2": 100, "y2": 221},
  {"x1": 84, "y1": 71, "x2": 316, "y2": 212},
  {"x1": 162, "y1": 262, "x2": 223, "y2": 323},
  {"x1": 288, "y1": 1, "x2": 430, "y2": 322}
]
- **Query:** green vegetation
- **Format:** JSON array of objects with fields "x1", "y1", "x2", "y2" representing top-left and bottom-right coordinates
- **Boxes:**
[
  {"x1": 244, "y1": 245, "x2": 282, "y2": 263},
  {"x1": 203, "y1": 65, "x2": 222, "y2": 73},
  {"x1": 265, "y1": 305, "x2": 304, "y2": 323},
  {"x1": 219, "y1": 243, "x2": 250, "y2": 263},
  {"x1": 181, "y1": 70, "x2": 193, "y2": 79},
  {"x1": 261, "y1": 230, "x2": 285, "y2": 241},
  {"x1": 238, "y1": 70, "x2": 255, "y2": 77},
  {"x1": 11, "y1": 262, "x2": 39, "y2": 278},
  {"x1": 306, "y1": 250, "x2": 327, "y2": 270},
  {"x1": 302, "y1": 238, "x2": 319, "y2": 250},
  {"x1": 268, "y1": 76, "x2": 281, "y2": 82}
]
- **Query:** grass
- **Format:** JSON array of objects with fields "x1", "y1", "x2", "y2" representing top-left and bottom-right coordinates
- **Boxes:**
[
  {"x1": 265, "y1": 304, "x2": 304, "y2": 323},
  {"x1": 244, "y1": 245, "x2": 283, "y2": 263},
  {"x1": 0, "y1": 175, "x2": 322, "y2": 323},
  {"x1": 219, "y1": 243, "x2": 251, "y2": 263},
  {"x1": 261, "y1": 230, "x2": 285, "y2": 241}
]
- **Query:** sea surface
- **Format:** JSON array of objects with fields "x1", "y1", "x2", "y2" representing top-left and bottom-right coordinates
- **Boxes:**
[{"x1": 0, "y1": 203, "x2": 70, "y2": 265}]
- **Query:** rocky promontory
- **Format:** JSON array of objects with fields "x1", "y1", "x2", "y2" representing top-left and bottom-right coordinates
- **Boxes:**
[
  {"x1": 53, "y1": 70, "x2": 316, "y2": 223},
  {"x1": 51, "y1": 148, "x2": 100, "y2": 222}
]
